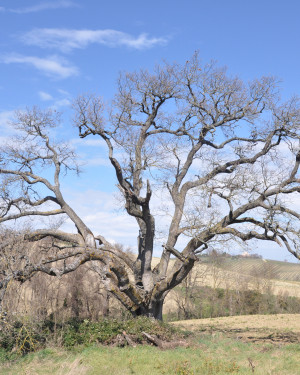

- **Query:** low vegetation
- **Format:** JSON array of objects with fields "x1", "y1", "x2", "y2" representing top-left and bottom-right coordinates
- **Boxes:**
[
  {"x1": 1, "y1": 253, "x2": 299, "y2": 373},
  {"x1": 0, "y1": 316, "x2": 179, "y2": 356},
  {"x1": 168, "y1": 284, "x2": 300, "y2": 321},
  {"x1": 1, "y1": 321, "x2": 300, "y2": 374},
  {"x1": 163, "y1": 252, "x2": 300, "y2": 320}
]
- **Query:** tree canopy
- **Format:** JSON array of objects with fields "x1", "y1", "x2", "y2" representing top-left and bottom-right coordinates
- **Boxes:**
[{"x1": 1, "y1": 54, "x2": 300, "y2": 319}]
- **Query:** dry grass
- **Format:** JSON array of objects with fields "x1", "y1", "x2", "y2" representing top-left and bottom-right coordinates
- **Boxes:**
[
  {"x1": 172, "y1": 313, "x2": 300, "y2": 332},
  {"x1": 184, "y1": 262, "x2": 300, "y2": 298},
  {"x1": 153, "y1": 258, "x2": 300, "y2": 313},
  {"x1": 172, "y1": 314, "x2": 300, "y2": 346},
  {"x1": 218, "y1": 257, "x2": 300, "y2": 281},
  {"x1": 161, "y1": 261, "x2": 300, "y2": 315},
  {"x1": 1, "y1": 350, "x2": 89, "y2": 375},
  {"x1": 5, "y1": 256, "x2": 300, "y2": 321},
  {"x1": 154, "y1": 256, "x2": 300, "y2": 315}
]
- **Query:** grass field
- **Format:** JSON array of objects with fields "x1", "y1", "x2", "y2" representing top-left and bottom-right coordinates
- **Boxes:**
[
  {"x1": 172, "y1": 313, "x2": 300, "y2": 333},
  {"x1": 1, "y1": 314, "x2": 300, "y2": 375},
  {"x1": 157, "y1": 256, "x2": 300, "y2": 311},
  {"x1": 172, "y1": 314, "x2": 300, "y2": 345},
  {"x1": 1, "y1": 336, "x2": 299, "y2": 374},
  {"x1": 205, "y1": 257, "x2": 300, "y2": 282},
  {"x1": 2, "y1": 258, "x2": 300, "y2": 374}
]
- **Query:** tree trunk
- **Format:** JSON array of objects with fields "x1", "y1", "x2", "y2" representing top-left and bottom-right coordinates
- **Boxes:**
[{"x1": 135, "y1": 299, "x2": 164, "y2": 320}]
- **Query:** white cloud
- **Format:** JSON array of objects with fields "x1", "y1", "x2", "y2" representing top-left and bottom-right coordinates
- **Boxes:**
[
  {"x1": 0, "y1": 110, "x2": 14, "y2": 128},
  {"x1": 0, "y1": 110, "x2": 17, "y2": 138},
  {"x1": 9, "y1": 1, "x2": 77, "y2": 14},
  {"x1": 38, "y1": 89, "x2": 72, "y2": 107},
  {"x1": 21, "y1": 28, "x2": 168, "y2": 52},
  {"x1": 84, "y1": 156, "x2": 111, "y2": 167},
  {"x1": 60, "y1": 189, "x2": 138, "y2": 248},
  {"x1": 70, "y1": 138, "x2": 107, "y2": 148},
  {"x1": 53, "y1": 98, "x2": 71, "y2": 108},
  {"x1": 0, "y1": 110, "x2": 18, "y2": 143},
  {"x1": 0, "y1": 136, "x2": 10, "y2": 146},
  {"x1": 37, "y1": 90, "x2": 72, "y2": 111},
  {"x1": 38, "y1": 91, "x2": 53, "y2": 101},
  {"x1": 1, "y1": 54, "x2": 78, "y2": 79},
  {"x1": 57, "y1": 88, "x2": 70, "y2": 96}
]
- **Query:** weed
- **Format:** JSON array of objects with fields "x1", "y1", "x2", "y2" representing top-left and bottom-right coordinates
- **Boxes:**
[
  {"x1": 174, "y1": 360, "x2": 194, "y2": 375},
  {"x1": 201, "y1": 357, "x2": 240, "y2": 374},
  {"x1": 128, "y1": 357, "x2": 136, "y2": 374}
]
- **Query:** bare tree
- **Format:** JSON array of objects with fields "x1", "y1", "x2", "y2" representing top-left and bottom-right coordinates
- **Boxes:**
[{"x1": 2, "y1": 54, "x2": 300, "y2": 319}]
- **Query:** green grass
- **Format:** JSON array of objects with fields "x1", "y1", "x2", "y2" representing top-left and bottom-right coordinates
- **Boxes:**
[{"x1": 1, "y1": 333, "x2": 300, "y2": 375}]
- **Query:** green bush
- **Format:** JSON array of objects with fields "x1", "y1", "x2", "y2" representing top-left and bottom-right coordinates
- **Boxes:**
[
  {"x1": 0, "y1": 316, "x2": 178, "y2": 355},
  {"x1": 0, "y1": 319, "x2": 49, "y2": 354},
  {"x1": 62, "y1": 316, "x2": 177, "y2": 347}
]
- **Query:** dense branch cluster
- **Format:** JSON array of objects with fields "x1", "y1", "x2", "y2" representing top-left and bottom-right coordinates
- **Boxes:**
[{"x1": 1, "y1": 54, "x2": 300, "y2": 319}]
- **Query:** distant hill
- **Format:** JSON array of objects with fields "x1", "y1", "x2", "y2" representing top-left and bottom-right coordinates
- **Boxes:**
[
  {"x1": 153, "y1": 255, "x2": 300, "y2": 316},
  {"x1": 198, "y1": 255, "x2": 300, "y2": 282},
  {"x1": 161, "y1": 256, "x2": 300, "y2": 315}
]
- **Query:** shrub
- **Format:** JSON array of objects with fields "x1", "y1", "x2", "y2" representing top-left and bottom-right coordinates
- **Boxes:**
[
  {"x1": 62, "y1": 316, "x2": 177, "y2": 347},
  {"x1": 0, "y1": 316, "x2": 179, "y2": 355}
]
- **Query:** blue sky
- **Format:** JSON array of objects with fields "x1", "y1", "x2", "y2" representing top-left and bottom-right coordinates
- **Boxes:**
[{"x1": 1, "y1": 0, "x2": 300, "y2": 261}]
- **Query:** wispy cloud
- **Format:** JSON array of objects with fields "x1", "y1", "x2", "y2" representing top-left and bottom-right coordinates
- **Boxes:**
[
  {"x1": 0, "y1": 110, "x2": 19, "y2": 142},
  {"x1": 70, "y1": 138, "x2": 106, "y2": 148},
  {"x1": 38, "y1": 91, "x2": 53, "y2": 101},
  {"x1": 9, "y1": 1, "x2": 77, "y2": 14},
  {"x1": 60, "y1": 189, "x2": 138, "y2": 246},
  {"x1": 37, "y1": 90, "x2": 71, "y2": 108},
  {"x1": 0, "y1": 110, "x2": 15, "y2": 130},
  {"x1": 1, "y1": 54, "x2": 78, "y2": 79},
  {"x1": 53, "y1": 98, "x2": 71, "y2": 108},
  {"x1": 21, "y1": 28, "x2": 169, "y2": 52}
]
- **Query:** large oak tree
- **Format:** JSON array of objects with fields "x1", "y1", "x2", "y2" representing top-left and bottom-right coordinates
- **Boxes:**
[{"x1": 1, "y1": 54, "x2": 300, "y2": 319}]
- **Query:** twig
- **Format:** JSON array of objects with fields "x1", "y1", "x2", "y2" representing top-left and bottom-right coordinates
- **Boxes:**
[{"x1": 248, "y1": 357, "x2": 255, "y2": 373}]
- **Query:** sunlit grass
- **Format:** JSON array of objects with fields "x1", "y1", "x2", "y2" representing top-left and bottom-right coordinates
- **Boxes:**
[{"x1": 1, "y1": 333, "x2": 300, "y2": 375}]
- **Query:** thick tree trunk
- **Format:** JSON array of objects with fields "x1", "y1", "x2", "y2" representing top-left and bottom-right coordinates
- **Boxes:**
[{"x1": 134, "y1": 299, "x2": 164, "y2": 320}]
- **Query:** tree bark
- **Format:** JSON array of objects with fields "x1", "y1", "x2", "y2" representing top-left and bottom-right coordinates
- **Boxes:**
[{"x1": 135, "y1": 299, "x2": 164, "y2": 320}]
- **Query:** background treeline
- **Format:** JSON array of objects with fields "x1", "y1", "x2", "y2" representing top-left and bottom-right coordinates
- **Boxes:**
[
  {"x1": 168, "y1": 250, "x2": 300, "y2": 320},
  {"x1": 169, "y1": 284, "x2": 300, "y2": 321}
]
